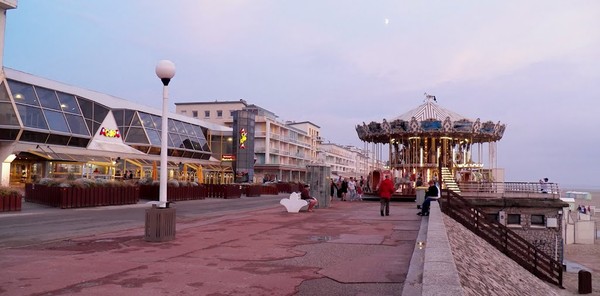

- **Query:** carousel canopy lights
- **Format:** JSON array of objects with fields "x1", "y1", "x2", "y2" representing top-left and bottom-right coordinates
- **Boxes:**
[{"x1": 356, "y1": 94, "x2": 505, "y2": 144}]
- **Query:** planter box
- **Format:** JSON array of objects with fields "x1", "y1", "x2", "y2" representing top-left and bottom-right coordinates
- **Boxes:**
[
  {"x1": 139, "y1": 185, "x2": 207, "y2": 201},
  {"x1": 0, "y1": 193, "x2": 22, "y2": 212},
  {"x1": 25, "y1": 184, "x2": 139, "y2": 209},
  {"x1": 260, "y1": 185, "x2": 278, "y2": 195},
  {"x1": 275, "y1": 182, "x2": 301, "y2": 194},
  {"x1": 245, "y1": 185, "x2": 262, "y2": 197}
]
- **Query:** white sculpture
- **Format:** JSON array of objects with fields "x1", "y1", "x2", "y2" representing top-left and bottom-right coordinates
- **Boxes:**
[{"x1": 280, "y1": 192, "x2": 308, "y2": 213}]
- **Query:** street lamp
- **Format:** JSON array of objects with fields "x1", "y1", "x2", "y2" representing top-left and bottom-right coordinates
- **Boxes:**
[
  {"x1": 144, "y1": 60, "x2": 177, "y2": 242},
  {"x1": 156, "y1": 60, "x2": 176, "y2": 207}
]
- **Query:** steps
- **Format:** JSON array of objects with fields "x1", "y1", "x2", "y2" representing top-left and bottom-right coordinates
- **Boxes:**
[{"x1": 441, "y1": 167, "x2": 460, "y2": 193}]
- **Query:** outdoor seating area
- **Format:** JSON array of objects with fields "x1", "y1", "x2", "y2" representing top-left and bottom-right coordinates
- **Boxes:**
[{"x1": 14, "y1": 180, "x2": 305, "y2": 210}]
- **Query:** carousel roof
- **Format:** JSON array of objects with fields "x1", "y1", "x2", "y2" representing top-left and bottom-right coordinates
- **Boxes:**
[
  {"x1": 355, "y1": 94, "x2": 506, "y2": 144},
  {"x1": 392, "y1": 96, "x2": 472, "y2": 122}
]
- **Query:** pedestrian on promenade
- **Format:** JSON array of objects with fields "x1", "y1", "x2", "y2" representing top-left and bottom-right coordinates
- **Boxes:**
[
  {"x1": 330, "y1": 179, "x2": 338, "y2": 203},
  {"x1": 300, "y1": 184, "x2": 318, "y2": 212},
  {"x1": 378, "y1": 175, "x2": 395, "y2": 216},
  {"x1": 356, "y1": 183, "x2": 363, "y2": 201},
  {"x1": 348, "y1": 177, "x2": 357, "y2": 201},
  {"x1": 417, "y1": 180, "x2": 439, "y2": 216},
  {"x1": 339, "y1": 178, "x2": 348, "y2": 201}
]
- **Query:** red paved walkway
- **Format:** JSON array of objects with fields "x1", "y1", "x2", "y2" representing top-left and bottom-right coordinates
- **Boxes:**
[{"x1": 0, "y1": 199, "x2": 420, "y2": 296}]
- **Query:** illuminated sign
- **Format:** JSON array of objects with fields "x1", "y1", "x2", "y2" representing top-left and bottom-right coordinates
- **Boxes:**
[
  {"x1": 221, "y1": 154, "x2": 235, "y2": 161},
  {"x1": 239, "y1": 128, "x2": 247, "y2": 149},
  {"x1": 100, "y1": 127, "x2": 121, "y2": 138}
]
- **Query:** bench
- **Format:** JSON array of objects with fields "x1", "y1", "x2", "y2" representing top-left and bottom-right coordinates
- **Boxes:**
[{"x1": 280, "y1": 192, "x2": 308, "y2": 213}]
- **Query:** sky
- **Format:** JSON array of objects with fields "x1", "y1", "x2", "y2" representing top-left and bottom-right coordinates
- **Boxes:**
[{"x1": 3, "y1": 1, "x2": 600, "y2": 189}]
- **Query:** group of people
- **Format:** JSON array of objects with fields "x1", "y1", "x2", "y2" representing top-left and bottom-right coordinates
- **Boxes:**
[
  {"x1": 116, "y1": 169, "x2": 133, "y2": 180},
  {"x1": 303, "y1": 174, "x2": 442, "y2": 217},
  {"x1": 577, "y1": 205, "x2": 592, "y2": 215},
  {"x1": 378, "y1": 175, "x2": 440, "y2": 217},
  {"x1": 330, "y1": 176, "x2": 365, "y2": 202}
]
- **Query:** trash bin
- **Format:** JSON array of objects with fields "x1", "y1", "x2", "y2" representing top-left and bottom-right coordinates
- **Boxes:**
[
  {"x1": 145, "y1": 204, "x2": 176, "y2": 242},
  {"x1": 415, "y1": 187, "x2": 428, "y2": 208}
]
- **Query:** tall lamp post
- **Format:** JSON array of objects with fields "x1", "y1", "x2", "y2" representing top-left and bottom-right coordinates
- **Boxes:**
[
  {"x1": 144, "y1": 60, "x2": 176, "y2": 242},
  {"x1": 156, "y1": 60, "x2": 176, "y2": 207}
]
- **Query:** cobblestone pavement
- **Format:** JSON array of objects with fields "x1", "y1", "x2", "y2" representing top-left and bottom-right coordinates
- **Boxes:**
[{"x1": 444, "y1": 215, "x2": 561, "y2": 296}]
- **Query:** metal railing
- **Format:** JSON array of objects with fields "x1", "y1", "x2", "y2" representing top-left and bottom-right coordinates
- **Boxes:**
[
  {"x1": 458, "y1": 182, "x2": 560, "y2": 198},
  {"x1": 440, "y1": 189, "x2": 563, "y2": 287}
]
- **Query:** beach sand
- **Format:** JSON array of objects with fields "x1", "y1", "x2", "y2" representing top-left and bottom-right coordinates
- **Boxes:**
[{"x1": 558, "y1": 191, "x2": 600, "y2": 295}]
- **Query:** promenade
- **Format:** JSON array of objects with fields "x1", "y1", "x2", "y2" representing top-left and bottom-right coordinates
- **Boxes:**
[{"x1": 0, "y1": 195, "x2": 421, "y2": 295}]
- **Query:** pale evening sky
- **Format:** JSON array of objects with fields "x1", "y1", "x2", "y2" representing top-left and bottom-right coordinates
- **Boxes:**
[{"x1": 3, "y1": 1, "x2": 599, "y2": 189}]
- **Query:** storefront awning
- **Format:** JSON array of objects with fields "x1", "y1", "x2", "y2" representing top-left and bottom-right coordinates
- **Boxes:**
[{"x1": 16, "y1": 143, "x2": 225, "y2": 168}]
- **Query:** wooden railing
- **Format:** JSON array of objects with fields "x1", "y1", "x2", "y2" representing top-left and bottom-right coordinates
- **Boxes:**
[
  {"x1": 439, "y1": 189, "x2": 563, "y2": 287},
  {"x1": 458, "y1": 182, "x2": 560, "y2": 198}
]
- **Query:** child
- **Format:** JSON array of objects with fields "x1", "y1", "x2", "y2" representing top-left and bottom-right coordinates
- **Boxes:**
[{"x1": 356, "y1": 184, "x2": 363, "y2": 201}]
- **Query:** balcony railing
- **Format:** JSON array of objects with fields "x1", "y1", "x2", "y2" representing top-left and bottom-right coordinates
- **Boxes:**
[{"x1": 458, "y1": 182, "x2": 560, "y2": 199}]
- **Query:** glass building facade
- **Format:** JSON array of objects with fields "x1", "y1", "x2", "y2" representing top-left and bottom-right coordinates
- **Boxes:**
[{"x1": 0, "y1": 68, "x2": 232, "y2": 186}]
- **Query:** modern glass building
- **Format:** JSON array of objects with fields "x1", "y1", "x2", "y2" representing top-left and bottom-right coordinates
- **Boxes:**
[{"x1": 0, "y1": 68, "x2": 233, "y2": 186}]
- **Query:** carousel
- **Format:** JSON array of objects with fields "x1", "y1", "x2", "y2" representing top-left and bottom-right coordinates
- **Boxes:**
[{"x1": 356, "y1": 94, "x2": 506, "y2": 196}]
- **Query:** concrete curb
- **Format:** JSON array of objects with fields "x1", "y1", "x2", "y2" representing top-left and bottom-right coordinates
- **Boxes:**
[
  {"x1": 422, "y1": 201, "x2": 465, "y2": 296},
  {"x1": 401, "y1": 211, "x2": 428, "y2": 295}
]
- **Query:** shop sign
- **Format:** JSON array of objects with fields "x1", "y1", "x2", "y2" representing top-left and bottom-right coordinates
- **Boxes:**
[
  {"x1": 239, "y1": 128, "x2": 247, "y2": 149},
  {"x1": 221, "y1": 154, "x2": 235, "y2": 161},
  {"x1": 100, "y1": 127, "x2": 121, "y2": 138}
]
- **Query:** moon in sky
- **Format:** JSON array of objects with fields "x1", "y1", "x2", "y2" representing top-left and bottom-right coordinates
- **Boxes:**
[{"x1": 384, "y1": 18, "x2": 390, "y2": 25}]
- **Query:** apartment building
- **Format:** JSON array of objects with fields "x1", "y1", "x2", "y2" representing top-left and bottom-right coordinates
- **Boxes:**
[
  {"x1": 318, "y1": 143, "x2": 380, "y2": 179},
  {"x1": 175, "y1": 100, "x2": 247, "y2": 126},
  {"x1": 175, "y1": 101, "x2": 320, "y2": 182}
]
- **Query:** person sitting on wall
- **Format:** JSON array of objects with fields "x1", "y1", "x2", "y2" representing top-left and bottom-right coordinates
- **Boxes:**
[
  {"x1": 417, "y1": 180, "x2": 439, "y2": 216},
  {"x1": 300, "y1": 184, "x2": 318, "y2": 212}
]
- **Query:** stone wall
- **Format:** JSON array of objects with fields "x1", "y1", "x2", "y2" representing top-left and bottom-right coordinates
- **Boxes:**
[{"x1": 466, "y1": 197, "x2": 567, "y2": 263}]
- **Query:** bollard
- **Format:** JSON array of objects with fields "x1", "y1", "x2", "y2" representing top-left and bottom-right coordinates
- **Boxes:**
[{"x1": 578, "y1": 270, "x2": 592, "y2": 294}]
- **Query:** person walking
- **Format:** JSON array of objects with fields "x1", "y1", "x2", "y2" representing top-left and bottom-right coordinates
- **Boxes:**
[
  {"x1": 348, "y1": 177, "x2": 357, "y2": 201},
  {"x1": 330, "y1": 179, "x2": 338, "y2": 203},
  {"x1": 378, "y1": 175, "x2": 395, "y2": 216},
  {"x1": 339, "y1": 178, "x2": 348, "y2": 201}
]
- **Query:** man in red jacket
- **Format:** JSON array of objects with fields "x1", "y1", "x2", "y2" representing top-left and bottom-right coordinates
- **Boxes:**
[{"x1": 378, "y1": 175, "x2": 395, "y2": 216}]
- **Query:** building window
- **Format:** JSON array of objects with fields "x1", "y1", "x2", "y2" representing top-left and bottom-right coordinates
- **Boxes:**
[
  {"x1": 192, "y1": 111, "x2": 198, "y2": 118},
  {"x1": 230, "y1": 110, "x2": 235, "y2": 116},
  {"x1": 507, "y1": 214, "x2": 521, "y2": 225},
  {"x1": 531, "y1": 215, "x2": 545, "y2": 226},
  {"x1": 217, "y1": 110, "x2": 223, "y2": 118},
  {"x1": 180, "y1": 110, "x2": 187, "y2": 115},
  {"x1": 204, "y1": 111, "x2": 210, "y2": 118}
]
